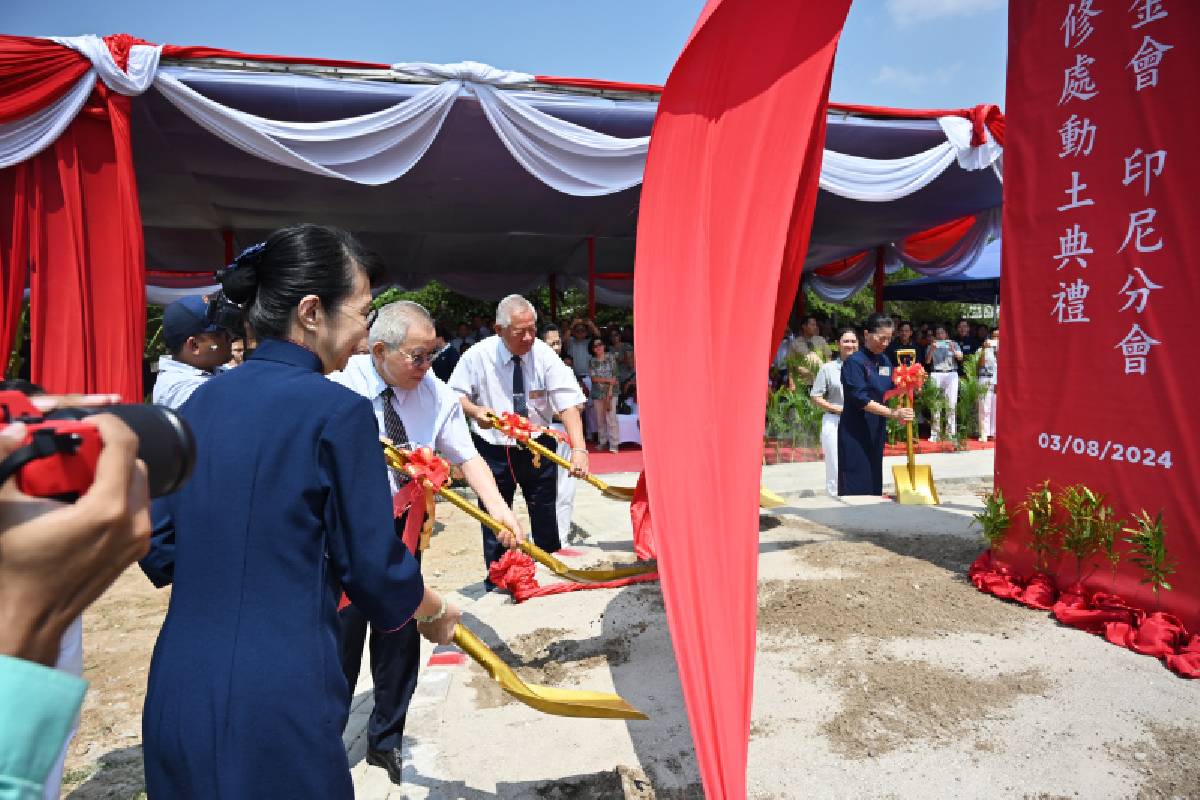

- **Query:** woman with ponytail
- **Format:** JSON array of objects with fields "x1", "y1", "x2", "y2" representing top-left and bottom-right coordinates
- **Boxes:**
[{"x1": 139, "y1": 224, "x2": 456, "y2": 798}]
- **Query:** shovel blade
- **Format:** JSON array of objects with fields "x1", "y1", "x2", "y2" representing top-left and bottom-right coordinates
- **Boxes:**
[
  {"x1": 522, "y1": 542, "x2": 656, "y2": 583},
  {"x1": 892, "y1": 463, "x2": 940, "y2": 505},
  {"x1": 758, "y1": 487, "x2": 787, "y2": 508},
  {"x1": 454, "y1": 626, "x2": 648, "y2": 720},
  {"x1": 601, "y1": 485, "x2": 637, "y2": 501}
]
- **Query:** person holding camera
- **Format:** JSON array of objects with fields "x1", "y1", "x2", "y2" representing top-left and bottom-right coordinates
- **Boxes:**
[
  {"x1": 139, "y1": 225, "x2": 456, "y2": 799},
  {"x1": 924, "y1": 323, "x2": 963, "y2": 442},
  {"x1": 0, "y1": 410, "x2": 150, "y2": 800},
  {"x1": 151, "y1": 296, "x2": 233, "y2": 409}
]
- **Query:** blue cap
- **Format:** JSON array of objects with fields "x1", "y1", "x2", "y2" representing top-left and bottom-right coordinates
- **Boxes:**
[{"x1": 162, "y1": 296, "x2": 222, "y2": 350}]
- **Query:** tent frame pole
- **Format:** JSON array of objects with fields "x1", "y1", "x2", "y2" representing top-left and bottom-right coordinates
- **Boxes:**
[
  {"x1": 587, "y1": 236, "x2": 596, "y2": 321},
  {"x1": 873, "y1": 246, "x2": 886, "y2": 313}
]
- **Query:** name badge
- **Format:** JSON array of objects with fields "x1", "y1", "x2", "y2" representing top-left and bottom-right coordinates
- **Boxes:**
[{"x1": 878, "y1": 366, "x2": 891, "y2": 376}]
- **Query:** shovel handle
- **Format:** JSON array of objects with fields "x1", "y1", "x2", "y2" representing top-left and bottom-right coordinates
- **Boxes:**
[
  {"x1": 485, "y1": 413, "x2": 613, "y2": 494},
  {"x1": 904, "y1": 392, "x2": 916, "y2": 471}
]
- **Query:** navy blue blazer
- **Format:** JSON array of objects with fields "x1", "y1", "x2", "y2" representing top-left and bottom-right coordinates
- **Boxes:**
[
  {"x1": 837, "y1": 348, "x2": 893, "y2": 496},
  {"x1": 140, "y1": 338, "x2": 423, "y2": 799}
]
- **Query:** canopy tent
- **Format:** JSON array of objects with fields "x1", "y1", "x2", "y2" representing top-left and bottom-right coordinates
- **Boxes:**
[{"x1": 883, "y1": 237, "x2": 1001, "y2": 303}]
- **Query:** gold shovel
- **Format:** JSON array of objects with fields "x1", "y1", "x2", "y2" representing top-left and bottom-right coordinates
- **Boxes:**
[
  {"x1": 890, "y1": 350, "x2": 939, "y2": 505},
  {"x1": 453, "y1": 625, "x2": 647, "y2": 719},
  {"x1": 383, "y1": 444, "x2": 656, "y2": 583},
  {"x1": 490, "y1": 414, "x2": 787, "y2": 509}
]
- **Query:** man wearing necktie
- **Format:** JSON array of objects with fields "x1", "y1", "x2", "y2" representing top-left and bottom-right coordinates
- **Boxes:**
[
  {"x1": 449, "y1": 295, "x2": 589, "y2": 585},
  {"x1": 329, "y1": 300, "x2": 521, "y2": 786}
]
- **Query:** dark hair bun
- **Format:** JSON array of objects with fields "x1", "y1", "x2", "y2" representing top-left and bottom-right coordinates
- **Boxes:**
[{"x1": 219, "y1": 242, "x2": 266, "y2": 305}]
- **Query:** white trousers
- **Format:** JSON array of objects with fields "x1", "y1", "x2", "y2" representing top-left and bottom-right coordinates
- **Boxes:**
[
  {"x1": 45, "y1": 616, "x2": 84, "y2": 800},
  {"x1": 593, "y1": 398, "x2": 619, "y2": 449},
  {"x1": 930, "y1": 371, "x2": 959, "y2": 441},
  {"x1": 977, "y1": 377, "x2": 996, "y2": 439},
  {"x1": 552, "y1": 425, "x2": 577, "y2": 542},
  {"x1": 821, "y1": 412, "x2": 840, "y2": 497}
]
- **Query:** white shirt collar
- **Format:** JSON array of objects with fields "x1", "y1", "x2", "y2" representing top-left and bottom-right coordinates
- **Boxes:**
[{"x1": 157, "y1": 355, "x2": 209, "y2": 378}]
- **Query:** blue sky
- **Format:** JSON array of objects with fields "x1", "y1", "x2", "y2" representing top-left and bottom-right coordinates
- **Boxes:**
[{"x1": 5, "y1": 0, "x2": 1007, "y2": 108}]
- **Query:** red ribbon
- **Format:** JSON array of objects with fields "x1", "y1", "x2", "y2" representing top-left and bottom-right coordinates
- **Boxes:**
[
  {"x1": 884, "y1": 362, "x2": 927, "y2": 402},
  {"x1": 491, "y1": 412, "x2": 567, "y2": 444},
  {"x1": 400, "y1": 446, "x2": 451, "y2": 489},
  {"x1": 487, "y1": 549, "x2": 659, "y2": 602}
]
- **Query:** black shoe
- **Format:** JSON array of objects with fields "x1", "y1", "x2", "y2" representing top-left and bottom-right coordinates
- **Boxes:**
[{"x1": 366, "y1": 747, "x2": 404, "y2": 786}]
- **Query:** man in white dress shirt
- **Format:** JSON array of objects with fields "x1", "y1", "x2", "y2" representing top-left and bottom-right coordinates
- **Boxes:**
[
  {"x1": 329, "y1": 300, "x2": 521, "y2": 785},
  {"x1": 152, "y1": 296, "x2": 232, "y2": 409},
  {"x1": 448, "y1": 295, "x2": 588, "y2": 585}
]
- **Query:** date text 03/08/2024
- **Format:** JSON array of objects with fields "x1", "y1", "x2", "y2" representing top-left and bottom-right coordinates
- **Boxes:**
[{"x1": 1037, "y1": 432, "x2": 1173, "y2": 469}]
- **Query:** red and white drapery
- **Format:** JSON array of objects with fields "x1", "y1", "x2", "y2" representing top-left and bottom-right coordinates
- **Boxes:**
[{"x1": 807, "y1": 207, "x2": 1001, "y2": 302}]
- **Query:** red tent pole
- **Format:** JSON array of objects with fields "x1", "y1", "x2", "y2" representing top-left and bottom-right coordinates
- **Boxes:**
[
  {"x1": 873, "y1": 246, "x2": 885, "y2": 312},
  {"x1": 548, "y1": 273, "x2": 558, "y2": 321},
  {"x1": 587, "y1": 236, "x2": 596, "y2": 321},
  {"x1": 223, "y1": 230, "x2": 234, "y2": 264}
]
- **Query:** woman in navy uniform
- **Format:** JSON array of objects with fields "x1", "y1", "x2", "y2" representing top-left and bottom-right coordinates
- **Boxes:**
[
  {"x1": 837, "y1": 313, "x2": 915, "y2": 496},
  {"x1": 139, "y1": 225, "x2": 461, "y2": 799}
]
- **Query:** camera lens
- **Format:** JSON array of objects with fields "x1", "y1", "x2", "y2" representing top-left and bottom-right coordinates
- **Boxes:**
[{"x1": 48, "y1": 405, "x2": 196, "y2": 497}]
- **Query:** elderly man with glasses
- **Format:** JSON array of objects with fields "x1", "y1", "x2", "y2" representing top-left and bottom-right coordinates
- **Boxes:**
[
  {"x1": 449, "y1": 294, "x2": 589, "y2": 586},
  {"x1": 328, "y1": 299, "x2": 523, "y2": 786}
]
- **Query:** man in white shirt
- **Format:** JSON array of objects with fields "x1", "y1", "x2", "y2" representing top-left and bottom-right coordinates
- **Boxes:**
[
  {"x1": 328, "y1": 300, "x2": 522, "y2": 786},
  {"x1": 152, "y1": 296, "x2": 232, "y2": 409},
  {"x1": 449, "y1": 295, "x2": 589, "y2": 584}
]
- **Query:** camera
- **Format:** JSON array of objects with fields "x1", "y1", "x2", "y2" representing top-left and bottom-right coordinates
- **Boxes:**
[
  {"x1": 205, "y1": 289, "x2": 245, "y2": 334},
  {"x1": 0, "y1": 391, "x2": 196, "y2": 500}
]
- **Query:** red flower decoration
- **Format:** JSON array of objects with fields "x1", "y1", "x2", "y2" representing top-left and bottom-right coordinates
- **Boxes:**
[
  {"x1": 892, "y1": 362, "x2": 928, "y2": 393},
  {"x1": 402, "y1": 446, "x2": 450, "y2": 489},
  {"x1": 493, "y1": 411, "x2": 567, "y2": 443}
]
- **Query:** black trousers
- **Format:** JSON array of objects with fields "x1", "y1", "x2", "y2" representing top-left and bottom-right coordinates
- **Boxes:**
[
  {"x1": 473, "y1": 432, "x2": 561, "y2": 574},
  {"x1": 338, "y1": 527, "x2": 421, "y2": 754}
]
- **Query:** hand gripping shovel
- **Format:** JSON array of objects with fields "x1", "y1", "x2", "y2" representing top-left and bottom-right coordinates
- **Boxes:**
[
  {"x1": 889, "y1": 350, "x2": 939, "y2": 505},
  {"x1": 382, "y1": 443, "x2": 656, "y2": 583},
  {"x1": 488, "y1": 413, "x2": 788, "y2": 508},
  {"x1": 452, "y1": 625, "x2": 647, "y2": 720}
]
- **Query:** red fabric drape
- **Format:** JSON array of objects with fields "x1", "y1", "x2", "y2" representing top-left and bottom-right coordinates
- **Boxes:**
[
  {"x1": 898, "y1": 213, "x2": 976, "y2": 262},
  {"x1": 0, "y1": 35, "x2": 91, "y2": 124},
  {"x1": 0, "y1": 167, "x2": 29, "y2": 369},
  {"x1": 632, "y1": 2, "x2": 850, "y2": 796},
  {"x1": 160, "y1": 44, "x2": 389, "y2": 70},
  {"x1": 1, "y1": 36, "x2": 147, "y2": 400}
]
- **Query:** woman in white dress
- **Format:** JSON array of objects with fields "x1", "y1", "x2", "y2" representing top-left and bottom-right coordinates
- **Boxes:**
[{"x1": 809, "y1": 328, "x2": 860, "y2": 497}]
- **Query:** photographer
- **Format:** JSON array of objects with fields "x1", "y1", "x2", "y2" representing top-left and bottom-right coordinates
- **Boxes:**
[
  {"x1": 151, "y1": 296, "x2": 233, "y2": 409},
  {"x1": 138, "y1": 224, "x2": 455, "y2": 799},
  {"x1": 0, "y1": 413, "x2": 150, "y2": 799}
]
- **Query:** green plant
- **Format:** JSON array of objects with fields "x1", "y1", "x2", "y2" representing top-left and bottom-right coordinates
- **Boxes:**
[
  {"x1": 1095, "y1": 503, "x2": 1124, "y2": 583},
  {"x1": 1123, "y1": 510, "x2": 1176, "y2": 600},
  {"x1": 955, "y1": 351, "x2": 985, "y2": 445},
  {"x1": 914, "y1": 376, "x2": 949, "y2": 441},
  {"x1": 5, "y1": 301, "x2": 29, "y2": 378},
  {"x1": 971, "y1": 488, "x2": 1012, "y2": 552},
  {"x1": 1024, "y1": 481, "x2": 1061, "y2": 573},
  {"x1": 1059, "y1": 484, "x2": 1105, "y2": 581}
]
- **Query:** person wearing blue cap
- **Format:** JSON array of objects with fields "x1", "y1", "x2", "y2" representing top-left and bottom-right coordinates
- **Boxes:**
[{"x1": 152, "y1": 296, "x2": 232, "y2": 409}]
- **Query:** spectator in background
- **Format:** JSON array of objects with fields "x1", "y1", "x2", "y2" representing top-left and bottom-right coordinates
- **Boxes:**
[
  {"x1": 977, "y1": 327, "x2": 999, "y2": 442},
  {"x1": 153, "y1": 296, "x2": 233, "y2": 409},
  {"x1": 566, "y1": 319, "x2": 599, "y2": 379},
  {"x1": 541, "y1": 325, "x2": 578, "y2": 545},
  {"x1": 541, "y1": 324, "x2": 563, "y2": 356},
  {"x1": 810, "y1": 328, "x2": 858, "y2": 497},
  {"x1": 788, "y1": 314, "x2": 829, "y2": 384},
  {"x1": 451, "y1": 322, "x2": 475, "y2": 354},
  {"x1": 431, "y1": 324, "x2": 460, "y2": 382},
  {"x1": 588, "y1": 337, "x2": 620, "y2": 454},
  {"x1": 886, "y1": 320, "x2": 925, "y2": 366},
  {"x1": 974, "y1": 323, "x2": 991, "y2": 345},
  {"x1": 916, "y1": 322, "x2": 934, "y2": 350},
  {"x1": 954, "y1": 318, "x2": 981, "y2": 373},
  {"x1": 225, "y1": 337, "x2": 246, "y2": 370},
  {"x1": 608, "y1": 328, "x2": 634, "y2": 388},
  {"x1": 925, "y1": 324, "x2": 963, "y2": 442},
  {"x1": 471, "y1": 314, "x2": 491, "y2": 343}
]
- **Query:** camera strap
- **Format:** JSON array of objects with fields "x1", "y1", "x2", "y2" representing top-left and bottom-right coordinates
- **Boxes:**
[{"x1": 0, "y1": 429, "x2": 82, "y2": 487}]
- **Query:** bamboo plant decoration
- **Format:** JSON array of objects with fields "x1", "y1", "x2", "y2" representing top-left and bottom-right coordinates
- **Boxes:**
[
  {"x1": 1024, "y1": 480, "x2": 1061, "y2": 574},
  {"x1": 1123, "y1": 510, "x2": 1177, "y2": 602},
  {"x1": 971, "y1": 488, "x2": 1012, "y2": 553}
]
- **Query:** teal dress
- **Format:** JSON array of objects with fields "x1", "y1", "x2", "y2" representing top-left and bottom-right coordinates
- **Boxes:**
[{"x1": 140, "y1": 339, "x2": 424, "y2": 799}]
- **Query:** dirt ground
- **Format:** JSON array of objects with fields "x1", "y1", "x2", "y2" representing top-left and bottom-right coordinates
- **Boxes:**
[{"x1": 58, "y1": 481, "x2": 1200, "y2": 799}]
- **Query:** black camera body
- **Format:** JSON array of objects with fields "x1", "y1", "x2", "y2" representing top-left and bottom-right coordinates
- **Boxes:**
[{"x1": 0, "y1": 391, "x2": 196, "y2": 500}]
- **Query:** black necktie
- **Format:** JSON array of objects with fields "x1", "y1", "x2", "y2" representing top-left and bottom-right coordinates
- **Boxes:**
[
  {"x1": 511, "y1": 355, "x2": 527, "y2": 417},
  {"x1": 380, "y1": 387, "x2": 411, "y2": 485}
]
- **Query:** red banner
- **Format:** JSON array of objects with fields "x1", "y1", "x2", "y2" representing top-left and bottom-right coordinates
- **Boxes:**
[{"x1": 999, "y1": 2, "x2": 1199, "y2": 628}]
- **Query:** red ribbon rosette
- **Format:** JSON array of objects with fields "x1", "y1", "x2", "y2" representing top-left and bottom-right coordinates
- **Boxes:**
[
  {"x1": 401, "y1": 446, "x2": 450, "y2": 490},
  {"x1": 884, "y1": 362, "x2": 927, "y2": 402},
  {"x1": 491, "y1": 411, "x2": 568, "y2": 444}
]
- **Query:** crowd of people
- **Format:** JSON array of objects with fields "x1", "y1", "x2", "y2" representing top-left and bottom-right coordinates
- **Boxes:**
[{"x1": 779, "y1": 312, "x2": 1000, "y2": 497}]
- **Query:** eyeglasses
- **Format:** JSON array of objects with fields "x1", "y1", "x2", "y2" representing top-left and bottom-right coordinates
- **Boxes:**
[{"x1": 395, "y1": 347, "x2": 438, "y2": 367}]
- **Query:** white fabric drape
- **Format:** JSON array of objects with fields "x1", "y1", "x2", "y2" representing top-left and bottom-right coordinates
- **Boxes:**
[
  {"x1": 805, "y1": 251, "x2": 904, "y2": 303},
  {"x1": 3, "y1": 38, "x2": 1002, "y2": 202}
]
